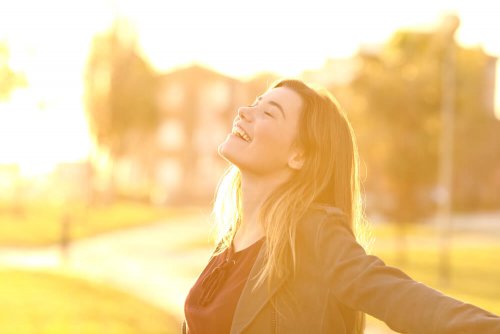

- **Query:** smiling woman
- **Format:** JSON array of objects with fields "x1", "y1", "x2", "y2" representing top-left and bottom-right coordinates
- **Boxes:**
[{"x1": 183, "y1": 79, "x2": 500, "y2": 334}]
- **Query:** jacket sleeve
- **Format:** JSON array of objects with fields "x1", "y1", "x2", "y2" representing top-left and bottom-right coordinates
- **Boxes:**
[{"x1": 318, "y1": 214, "x2": 500, "y2": 334}]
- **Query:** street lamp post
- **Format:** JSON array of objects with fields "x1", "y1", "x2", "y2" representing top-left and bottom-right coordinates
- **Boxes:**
[{"x1": 436, "y1": 15, "x2": 460, "y2": 287}]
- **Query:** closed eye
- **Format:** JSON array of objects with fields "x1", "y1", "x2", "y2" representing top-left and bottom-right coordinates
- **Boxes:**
[{"x1": 248, "y1": 101, "x2": 273, "y2": 118}]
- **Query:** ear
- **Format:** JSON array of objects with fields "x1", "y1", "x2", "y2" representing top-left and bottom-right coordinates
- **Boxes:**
[{"x1": 288, "y1": 149, "x2": 305, "y2": 171}]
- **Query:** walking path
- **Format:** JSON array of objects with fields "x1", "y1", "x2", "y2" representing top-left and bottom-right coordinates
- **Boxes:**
[{"x1": 0, "y1": 212, "x2": 214, "y2": 320}]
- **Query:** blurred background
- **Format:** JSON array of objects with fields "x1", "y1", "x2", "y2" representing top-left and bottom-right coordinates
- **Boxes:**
[{"x1": 0, "y1": 0, "x2": 499, "y2": 333}]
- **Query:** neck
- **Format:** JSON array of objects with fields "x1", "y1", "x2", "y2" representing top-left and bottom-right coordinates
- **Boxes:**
[{"x1": 236, "y1": 168, "x2": 292, "y2": 240}]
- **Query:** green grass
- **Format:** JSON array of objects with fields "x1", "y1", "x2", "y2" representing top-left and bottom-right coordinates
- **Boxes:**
[
  {"x1": 0, "y1": 268, "x2": 178, "y2": 334},
  {"x1": 0, "y1": 201, "x2": 205, "y2": 247}
]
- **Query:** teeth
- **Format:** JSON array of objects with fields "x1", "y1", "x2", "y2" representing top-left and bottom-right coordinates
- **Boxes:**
[{"x1": 232, "y1": 126, "x2": 251, "y2": 142}]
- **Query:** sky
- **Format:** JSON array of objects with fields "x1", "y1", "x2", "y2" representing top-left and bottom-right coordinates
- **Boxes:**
[{"x1": 0, "y1": 0, "x2": 499, "y2": 174}]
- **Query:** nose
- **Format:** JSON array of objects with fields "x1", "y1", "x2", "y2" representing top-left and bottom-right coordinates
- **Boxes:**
[{"x1": 237, "y1": 106, "x2": 253, "y2": 122}]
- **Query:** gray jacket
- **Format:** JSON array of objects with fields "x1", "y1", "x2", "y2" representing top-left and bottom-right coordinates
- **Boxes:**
[{"x1": 183, "y1": 206, "x2": 500, "y2": 333}]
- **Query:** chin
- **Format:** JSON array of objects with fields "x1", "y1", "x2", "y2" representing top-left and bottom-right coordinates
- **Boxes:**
[
  {"x1": 220, "y1": 144, "x2": 252, "y2": 174},
  {"x1": 218, "y1": 141, "x2": 237, "y2": 164}
]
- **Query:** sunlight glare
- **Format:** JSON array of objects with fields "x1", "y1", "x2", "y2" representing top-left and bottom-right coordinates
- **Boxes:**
[
  {"x1": 0, "y1": 0, "x2": 113, "y2": 174},
  {"x1": 1, "y1": 0, "x2": 499, "y2": 176}
]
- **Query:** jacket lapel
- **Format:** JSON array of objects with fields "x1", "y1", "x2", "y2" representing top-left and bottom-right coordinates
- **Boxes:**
[{"x1": 230, "y1": 243, "x2": 288, "y2": 334}]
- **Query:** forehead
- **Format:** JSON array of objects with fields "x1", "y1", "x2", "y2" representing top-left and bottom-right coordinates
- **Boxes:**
[{"x1": 261, "y1": 86, "x2": 303, "y2": 118}]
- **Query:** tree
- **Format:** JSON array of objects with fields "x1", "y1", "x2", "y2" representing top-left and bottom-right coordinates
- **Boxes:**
[
  {"x1": 352, "y1": 18, "x2": 500, "y2": 223},
  {"x1": 353, "y1": 30, "x2": 442, "y2": 223},
  {"x1": 84, "y1": 19, "x2": 158, "y2": 202},
  {"x1": 84, "y1": 19, "x2": 157, "y2": 158}
]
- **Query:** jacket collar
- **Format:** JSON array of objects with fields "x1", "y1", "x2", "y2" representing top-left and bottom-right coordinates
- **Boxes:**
[{"x1": 230, "y1": 242, "x2": 288, "y2": 334}]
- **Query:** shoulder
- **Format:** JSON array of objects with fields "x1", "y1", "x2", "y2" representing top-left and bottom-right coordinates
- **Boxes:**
[
  {"x1": 308, "y1": 203, "x2": 346, "y2": 217},
  {"x1": 295, "y1": 204, "x2": 361, "y2": 274},
  {"x1": 297, "y1": 204, "x2": 354, "y2": 243}
]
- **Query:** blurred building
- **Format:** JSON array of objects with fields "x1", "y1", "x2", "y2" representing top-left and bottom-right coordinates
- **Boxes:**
[
  {"x1": 85, "y1": 64, "x2": 278, "y2": 206},
  {"x1": 153, "y1": 65, "x2": 249, "y2": 205}
]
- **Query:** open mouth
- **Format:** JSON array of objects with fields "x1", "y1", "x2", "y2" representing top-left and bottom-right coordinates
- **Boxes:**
[{"x1": 231, "y1": 126, "x2": 251, "y2": 142}]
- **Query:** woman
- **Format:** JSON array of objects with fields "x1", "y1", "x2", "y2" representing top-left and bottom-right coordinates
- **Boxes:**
[{"x1": 183, "y1": 79, "x2": 499, "y2": 333}]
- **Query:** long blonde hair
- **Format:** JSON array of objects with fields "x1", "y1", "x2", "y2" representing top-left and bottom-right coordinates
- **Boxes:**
[{"x1": 212, "y1": 79, "x2": 366, "y2": 331}]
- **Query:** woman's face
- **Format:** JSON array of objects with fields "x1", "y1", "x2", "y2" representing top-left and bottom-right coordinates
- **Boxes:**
[{"x1": 218, "y1": 86, "x2": 304, "y2": 176}]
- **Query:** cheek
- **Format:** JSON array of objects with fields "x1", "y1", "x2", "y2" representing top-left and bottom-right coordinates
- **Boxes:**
[{"x1": 254, "y1": 126, "x2": 296, "y2": 156}]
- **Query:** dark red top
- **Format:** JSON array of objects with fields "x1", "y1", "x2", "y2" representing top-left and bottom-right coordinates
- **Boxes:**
[{"x1": 184, "y1": 238, "x2": 264, "y2": 334}]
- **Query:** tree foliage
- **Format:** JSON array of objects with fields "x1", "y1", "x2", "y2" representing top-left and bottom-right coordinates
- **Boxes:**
[
  {"x1": 452, "y1": 47, "x2": 500, "y2": 211},
  {"x1": 84, "y1": 21, "x2": 157, "y2": 157},
  {"x1": 353, "y1": 31, "x2": 442, "y2": 221},
  {"x1": 352, "y1": 25, "x2": 500, "y2": 221}
]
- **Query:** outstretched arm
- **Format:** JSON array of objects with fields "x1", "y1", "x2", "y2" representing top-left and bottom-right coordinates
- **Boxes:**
[{"x1": 318, "y1": 215, "x2": 500, "y2": 334}]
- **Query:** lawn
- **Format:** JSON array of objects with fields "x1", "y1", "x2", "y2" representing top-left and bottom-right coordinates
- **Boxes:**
[
  {"x1": 0, "y1": 201, "x2": 205, "y2": 247},
  {"x1": 0, "y1": 268, "x2": 178, "y2": 334}
]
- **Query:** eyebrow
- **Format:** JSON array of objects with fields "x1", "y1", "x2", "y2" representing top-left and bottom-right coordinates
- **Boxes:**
[{"x1": 255, "y1": 96, "x2": 286, "y2": 119}]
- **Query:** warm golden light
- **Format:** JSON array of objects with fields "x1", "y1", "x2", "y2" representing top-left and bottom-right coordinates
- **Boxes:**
[
  {"x1": 1, "y1": 0, "x2": 499, "y2": 172},
  {"x1": 0, "y1": 2, "x2": 499, "y2": 333},
  {"x1": 0, "y1": 0, "x2": 113, "y2": 174}
]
